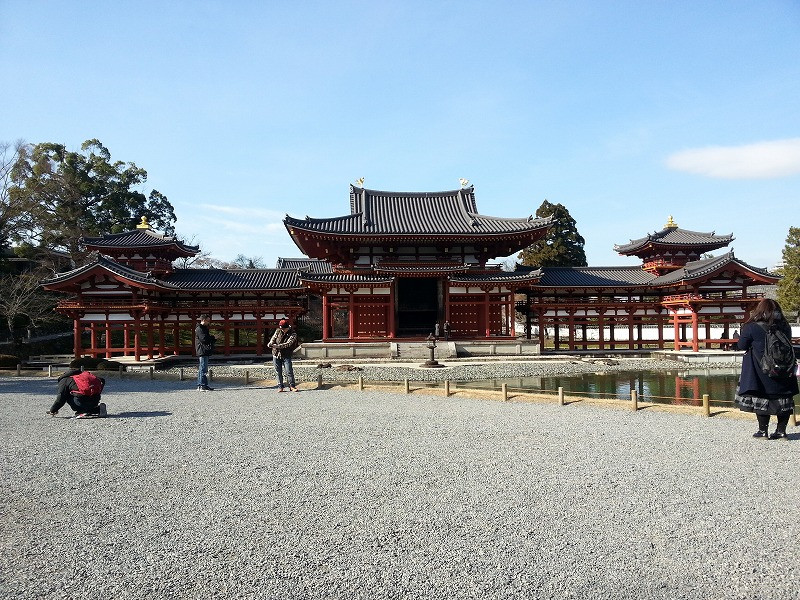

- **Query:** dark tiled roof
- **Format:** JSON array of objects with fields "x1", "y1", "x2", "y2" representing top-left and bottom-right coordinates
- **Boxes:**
[
  {"x1": 449, "y1": 270, "x2": 544, "y2": 284},
  {"x1": 614, "y1": 227, "x2": 733, "y2": 254},
  {"x1": 41, "y1": 253, "x2": 176, "y2": 288},
  {"x1": 374, "y1": 263, "x2": 473, "y2": 274},
  {"x1": 275, "y1": 257, "x2": 334, "y2": 273},
  {"x1": 537, "y1": 267, "x2": 656, "y2": 288},
  {"x1": 82, "y1": 229, "x2": 199, "y2": 254},
  {"x1": 298, "y1": 272, "x2": 394, "y2": 285},
  {"x1": 650, "y1": 252, "x2": 778, "y2": 286},
  {"x1": 164, "y1": 269, "x2": 304, "y2": 291},
  {"x1": 285, "y1": 186, "x2": 553, "y2": 236}
]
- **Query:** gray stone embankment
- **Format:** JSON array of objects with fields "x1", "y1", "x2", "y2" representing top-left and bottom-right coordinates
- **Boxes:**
[
  {"x1": 163, "y1": 357, "x2": 740, "y2": 385},
  {"x1": 2, "y1": 374, "x2": 799, "y2": 599}
]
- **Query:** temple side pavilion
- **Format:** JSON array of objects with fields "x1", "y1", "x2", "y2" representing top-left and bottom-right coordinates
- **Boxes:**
[
  {"x1": 517, "y1": 218, "x2": 779, "y2": 352},
  {"x1": 42, "y1": 219, "x2": 308, "y2": 360}
]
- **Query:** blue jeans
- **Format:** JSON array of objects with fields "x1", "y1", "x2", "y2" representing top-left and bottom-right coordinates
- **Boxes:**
[
  {"x1": 197, "y1": 355, "x2": 209, "y2": 387},
  {"x1": 273, "y1": 356, "x2": 296, "y2": 388}
]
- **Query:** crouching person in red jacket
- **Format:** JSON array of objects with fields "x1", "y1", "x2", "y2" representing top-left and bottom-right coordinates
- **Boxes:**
[{"x1": 48, "y1": 369, "x2": 107, "y2": 418}]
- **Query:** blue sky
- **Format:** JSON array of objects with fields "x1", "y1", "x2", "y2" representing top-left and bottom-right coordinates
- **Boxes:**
[{"x1": 2, "y1": 1, "x2": 799, "y2": 269}]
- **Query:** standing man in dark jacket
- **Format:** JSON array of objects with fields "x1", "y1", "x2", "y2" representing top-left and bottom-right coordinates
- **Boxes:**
[
  {"x1": 268, "y1": 319, "x2": 299, "y2": 392},
  {"x1": 736, "y1": 299, "x2": 798, "y2": 439},
  {"x1": 195, "y1": 314, "x2": 216, "y2": 392}
]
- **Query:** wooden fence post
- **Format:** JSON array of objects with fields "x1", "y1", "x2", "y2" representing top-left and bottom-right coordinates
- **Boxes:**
[
  {"x1": 558, "y1": 386, "x2": 564, "y2": 405},
  {"x1": 404, "y1": 379, "x2": 410, "y2": 394},
  {"x1": 16, "y1": 363, "x2": 21, "y2": 376},
  {"x1": 179, "y1": 368, "x2": 183, "y2": 381},
  {"x1": 445, "y1": 380, "x2": 450, "y2": 397},
  {"x1": 502, "y1": 383, "x2": 508, "y2": 402},
  {"x1": 702, "y1": 393, "x2": 710, "y2": 417},
  {"x1": 149, "y1": 366, "x2": 154, "y2": 380},
  {"x1": 631, "y1": 389, "x2": 638, "y2": 411},
  {"x1": 209, "y1": 369, "x2": 213, "y2": 382},
  {"x1": 358, "y1": 375, "x2": 364, "y2": 390},
  {"x1": 317, "y1": 373, "x2": 323, "y2": 389},
  {"x1": 245, "y1": 370, "x2": 249, "y2": 385},
  {"x1": 48, "y1": 365, "x2": 53, "y2": 377}
]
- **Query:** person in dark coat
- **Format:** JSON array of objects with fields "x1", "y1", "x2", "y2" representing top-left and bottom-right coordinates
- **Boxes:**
[
  {"x1": 195, "y1": 314, "x2": 216, "y2": 392},
  {"x1": 736, "y1": 299, "x2": 799, "y2": 439},
  {"x1": 268, "y1": 319, "x2": 299, "y2": 391},
  {"x1": 48, "y1": 369, "x2": 107, "y2": 418}
]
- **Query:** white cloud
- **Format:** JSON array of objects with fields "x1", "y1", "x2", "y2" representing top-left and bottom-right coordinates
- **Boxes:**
[{"x1": 666, "y1": 138, "x2": 800, "y2": 179}]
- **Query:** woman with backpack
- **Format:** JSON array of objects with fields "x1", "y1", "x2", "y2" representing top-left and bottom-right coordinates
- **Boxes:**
[{"x1": 736, "y1": 299, "x2": 799, "y2": 439}]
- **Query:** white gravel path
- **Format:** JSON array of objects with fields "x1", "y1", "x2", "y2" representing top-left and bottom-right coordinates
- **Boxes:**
[{"x1": 2, "y1": 375, "x2": 799, "y2": 599}]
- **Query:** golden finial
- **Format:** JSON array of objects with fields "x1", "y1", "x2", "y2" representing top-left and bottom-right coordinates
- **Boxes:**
[
  {"x1": 136, "y1": 216, "x2": 151, "y2": 229},
  {"x1": 459, "y1": 178, "x2": 470, "y2": 188},
  {"x1": 664, "y1": 215, "x2": 678, "y2": 229},
  {"x1": 355, "y1": 177, "x2": 365, "y2": 188}
]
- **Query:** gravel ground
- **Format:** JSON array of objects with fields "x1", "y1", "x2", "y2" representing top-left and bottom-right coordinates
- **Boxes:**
[{"x1": 2, "y1": 374, "x2": 799, "y2": 600}]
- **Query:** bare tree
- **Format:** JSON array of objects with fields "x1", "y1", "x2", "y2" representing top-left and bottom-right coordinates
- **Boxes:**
[{"x1": 0, "y1": 270, "x2": 61, "y2": 347}]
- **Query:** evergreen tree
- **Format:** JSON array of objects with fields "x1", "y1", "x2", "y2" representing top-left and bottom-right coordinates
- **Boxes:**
[
  {"x1": 10, "y1": 139, "x2": 176, "y2": 266},
  {"x1": 777, "y1": 226, "x2": 800, "y2": 323},
  {"x1": 517, "y1": 200, "x2": 587, "y2": 267}
]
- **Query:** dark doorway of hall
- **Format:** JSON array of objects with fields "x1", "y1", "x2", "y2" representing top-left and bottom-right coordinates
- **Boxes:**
[{"x1": 396, "y1": 278, "x2": 440, "y2": 337}]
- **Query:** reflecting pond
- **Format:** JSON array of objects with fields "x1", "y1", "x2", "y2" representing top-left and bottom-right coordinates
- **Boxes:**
[{"x1": 453, "y1": 368, "x2": 742, "y2": 407}]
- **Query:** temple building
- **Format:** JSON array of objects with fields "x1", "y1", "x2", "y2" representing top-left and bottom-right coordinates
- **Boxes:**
[
  {"x1": 285, "y1": 185, "x2": 552, "y2": 340},
  {"x1": 41, "y1": 188, "x2": 779, "y2": 360},
  {"x1": 517, "y1": 217, "x2": 778, "y2": 352},
  {"x1": 41, "y1": 217, "x2": 308, "y2": 360}
]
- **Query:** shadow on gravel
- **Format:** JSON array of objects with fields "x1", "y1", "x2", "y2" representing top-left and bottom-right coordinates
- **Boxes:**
[{"x1": 108, "y1": 411, "x2": 172, "y2": 419}]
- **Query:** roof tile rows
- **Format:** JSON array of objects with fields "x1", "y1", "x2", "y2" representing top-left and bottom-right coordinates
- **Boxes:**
[
  {"x1": 286, "y1": 186, "x2": 553, "y2": 236},
  {"x1": 614, "y1": 226, "x2": 733, "y2": 254},
  {"x1": 82, "y1": 229, "x2": 200, "y2": 254}
]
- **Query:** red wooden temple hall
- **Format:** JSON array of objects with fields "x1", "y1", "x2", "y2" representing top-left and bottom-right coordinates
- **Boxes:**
[
  {"x1": 41, "y1": 217, "x2": 308, "y2": 360},
  {"x1": 517, "y1": 216, "x2": 779, "y2": 352},
  {"x1": 41, "y1": 188, "x2": 780, "y2": 359},
  {"x1": 284, "y1": 184, "x2": 553, "y2": 341}
]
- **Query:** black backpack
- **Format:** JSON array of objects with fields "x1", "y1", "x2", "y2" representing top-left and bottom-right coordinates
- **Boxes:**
[{"x1": 756, "y1": 322, "x2": 797, "y2": 379}]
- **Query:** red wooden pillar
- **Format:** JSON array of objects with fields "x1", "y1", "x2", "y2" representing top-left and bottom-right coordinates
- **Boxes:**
[
  {"x1": 173, "y1": 322, "x2": 180, "y2": 355},
  {"x1": 484, "y1": 291, "x2": 490, "y2": 338},
  {"x1": 598, "y1": 310, "x2": 606, "y2": 350},
  {"x1": 568, "y1": 311, "x2": 575, "y2": 351},
  {"x1": 388, "y1": 285, "x2": 396, "y2": 339},
  {"x1": 73, "y1": 317, "x2": 81, "y2": 358},
  {"x1": 134, "y1": 317, "x2": 141, "y2": 362},
  {"x1": 147, "y1": 319, "x2": 154, "y2": 360},
  {"x1": 672, "y1": 311, "x2": 679, "y2": 350},
  {"x1": 256, "y1": 315, "x2": 263, "y2": 356},
  {"x1": 348, "y1": 294, "x2": 355, "y2": 339},
  {"x1": 691, "y1": 310, "x2": 699, "y2": 352},
  {"x1": 124, "y1": 323, "x2": 131, "y2": 356},
  {"x1": 105, "y1": 319, "x2": 112, "y2": 358},
  {"x1": 538, "y1": 312, "x2": 546, "y2": 352},
  {"x1": 90, "y1": 323, "x2": 97, "y2": 357},
  {"x1": 158, "y1": 321, "x2": 165, "y2": 358},
  {"x1": 224, "y1": 316, "x2": 231, "y2": 356},
  {"x1": 322, "y1": 294, "x2": 330, "y2": 341}
]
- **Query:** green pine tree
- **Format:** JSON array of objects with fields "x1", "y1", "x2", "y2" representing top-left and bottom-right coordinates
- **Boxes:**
[
  {"x1": 517, "y1": 200, "x2": 587, "y2": 267},
  {"x1": 777, "y1": 226, "x2": 800, "y2": 323}
]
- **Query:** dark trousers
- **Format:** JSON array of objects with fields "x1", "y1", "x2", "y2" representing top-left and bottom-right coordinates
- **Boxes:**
[
  {"x1": 50, "y1": 379, "x2": 100, "y2": 414},
  {"x1": 757, "y1": 412, "x2": 791, "y2": 433}
]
